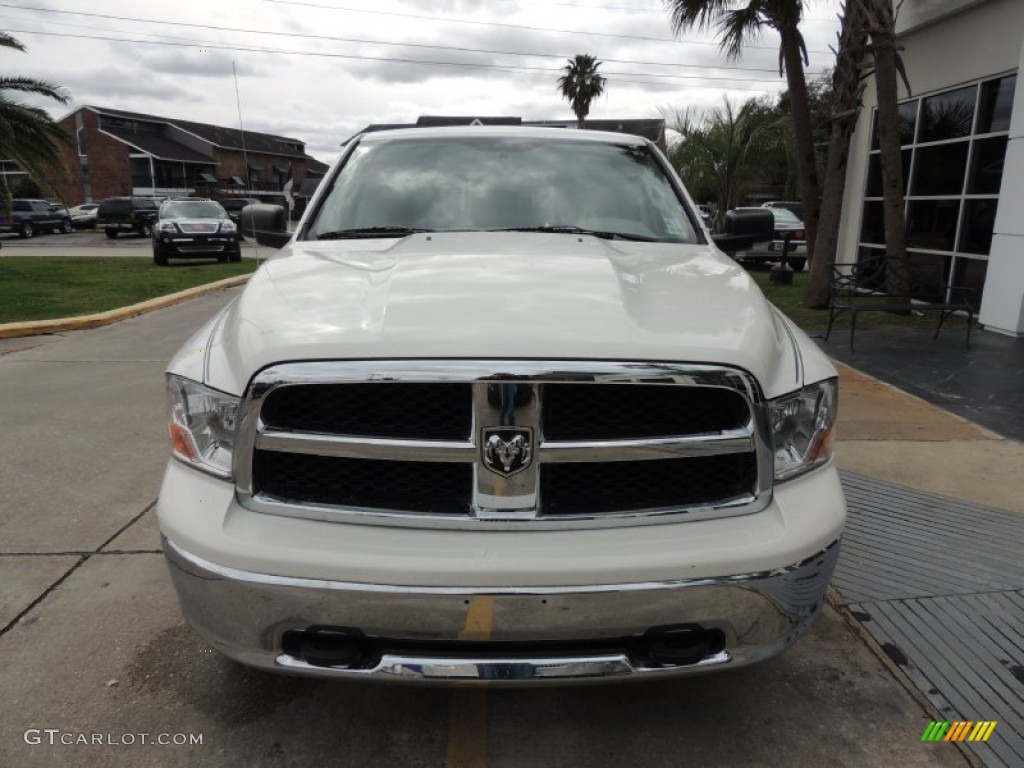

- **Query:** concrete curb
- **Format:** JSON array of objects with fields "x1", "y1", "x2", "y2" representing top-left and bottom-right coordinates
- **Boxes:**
[{"x1": 0, "y1": 274, "x2": 250, "y2": 340}]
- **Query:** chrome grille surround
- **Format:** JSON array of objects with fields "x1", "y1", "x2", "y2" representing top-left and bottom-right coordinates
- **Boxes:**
[{"x1": 234, "y1": 361, "x2": 774, "y2": 530}]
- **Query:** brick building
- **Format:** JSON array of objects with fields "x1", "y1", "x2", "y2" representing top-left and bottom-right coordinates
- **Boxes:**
[{"x1": 49, "y1": 106, "x2": 328, "y2": 206}]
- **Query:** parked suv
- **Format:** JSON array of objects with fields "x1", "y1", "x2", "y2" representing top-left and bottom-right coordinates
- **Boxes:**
[
  {"x1": 97, "y1": 196, "x2": 161, "y2": 238},
  {"x1": 0, "y1": 199, "x2": 73, "y2": 238},
  {"x1": 218, "y1": 197, "x2": 261, "y2": 225},
  {"x1": 152, "y1": 198, "x2": 240, "y2": 266}
]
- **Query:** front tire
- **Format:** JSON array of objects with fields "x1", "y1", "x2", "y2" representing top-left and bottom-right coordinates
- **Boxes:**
[
  {"x1": 105, "y1": 228, "x2": 118, "y2": 239},
  {"x1": 60, "y1": 218, "x2": 73, "y2": 234},
  {"x1": 139, "y1": 222, "x2": 153, "y2": 238},
  {"x1": 19, "y1": 221, "x2": 33, "y2": 239},
  {"x1": 152, "y1": 245, "x2": 168, "y2": 266}
]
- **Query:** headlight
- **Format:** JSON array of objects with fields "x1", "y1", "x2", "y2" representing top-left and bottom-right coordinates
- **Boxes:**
[
  {"x1": 220, "y1": 220, "x2": 237, "y2": 233},
  {"x1": 167, "y1": 374, "x2": 239, "y2": 478},
  {"x1": 157, "y1": 221, "x2": 177, "y2": 233},
  {"x1": 767, "y1": 378, "x2": 837, "y2": 481}
]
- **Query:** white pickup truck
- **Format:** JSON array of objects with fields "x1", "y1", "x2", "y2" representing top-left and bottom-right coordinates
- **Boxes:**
[{"x1": 159, "y1": 126, "x2": 845, "y2": 684}]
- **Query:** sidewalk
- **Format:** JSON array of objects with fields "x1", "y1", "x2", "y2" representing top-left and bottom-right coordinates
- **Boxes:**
[{"x1": 832, "y1": 361, "x2": 1024, "y2": 768}]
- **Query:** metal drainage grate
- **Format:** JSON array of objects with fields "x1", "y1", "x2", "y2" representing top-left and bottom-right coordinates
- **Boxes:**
[{"x1": 836, "y1": 472, "x2": 1024, "y2": 768}]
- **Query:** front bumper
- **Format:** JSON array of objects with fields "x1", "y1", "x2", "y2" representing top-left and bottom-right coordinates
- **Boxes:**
[
  {"x1": 163, "y1": 534, "x2": 840, "y2": 684},
  {"x1": 157, "y1": 233, "x2": 239, "y2": 256}
]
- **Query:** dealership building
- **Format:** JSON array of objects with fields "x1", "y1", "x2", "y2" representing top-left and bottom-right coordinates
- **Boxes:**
[{"x1": 838, "y1": 0, "x2": 1024, "y2": 336}]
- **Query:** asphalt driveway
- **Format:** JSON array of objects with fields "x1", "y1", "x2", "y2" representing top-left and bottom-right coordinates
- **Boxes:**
[{"x1": 0, "y1": 291, "x2": 966, "y2": 768}]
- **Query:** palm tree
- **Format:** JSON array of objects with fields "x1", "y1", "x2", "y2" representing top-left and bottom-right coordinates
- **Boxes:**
[
  {"x1": 866, "y1": 0, "x2": 912, "y2": 295},
  {"x1": 805, "y1": 0, "x2": 870, "y2": 308},
  {"x1": 557, "y1": 54, "x2": 606, "y2": 128},
  {"x1": 0, "y1": 32, "x2": 71, "y2": 208},
  {"x1": 667, "y1": 96, "x2": 778, "y2": 230},
  {"x1": 666, "y1": 0, "x2": 821, "y2": 263}
]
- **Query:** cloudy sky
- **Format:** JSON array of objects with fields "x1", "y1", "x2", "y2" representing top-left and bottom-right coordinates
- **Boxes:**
[{"x1": 4, "y1": 0, "x2": 843, "y2": 164}]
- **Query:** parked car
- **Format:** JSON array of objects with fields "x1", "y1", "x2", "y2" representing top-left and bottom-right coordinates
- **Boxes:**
[
  {"x1": 218, "y1": 197, "x2": 261, "y2": 239},
  {"x1": 97, "y1": 196, "x2": 161, "y2": 238},
  {"x1": 152, "y1": 198, "x2": 240, "y2": 266},
  {"x1": 0, "y1": 198, "x2": 73, "y2": 237},
  {"x1": 761, "y1": 200, "x2": 804, "y2": 221},
  {"x1": 69, "y1": 203, "x2": 99, "y2": 229},
  {"x1": 734, "y1": 206, "x2": 807, "y2": 270},
  {"x1": 159, "y1": 126, "x2": 844, "y2": 685}
]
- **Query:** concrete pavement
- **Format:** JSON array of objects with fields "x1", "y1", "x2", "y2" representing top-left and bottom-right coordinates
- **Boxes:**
[{"x1": 0, "y1": 291, "x2": 999, "y2": 767}]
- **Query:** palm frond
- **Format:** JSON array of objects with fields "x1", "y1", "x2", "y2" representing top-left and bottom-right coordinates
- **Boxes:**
[
  {"x1": 0, "y1": 31, "x2": 26, "y2": 52},
  {"x1": 0, "y1": 76, "x2": 69, "y2": 103},
  {"x1": 720, "y1": 3, "x2": 768, "y2": 60}
]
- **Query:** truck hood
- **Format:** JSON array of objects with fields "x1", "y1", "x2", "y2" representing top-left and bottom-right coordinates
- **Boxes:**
[{"x1": 185, "y1": 232, "x2": 808, "y2": 397}]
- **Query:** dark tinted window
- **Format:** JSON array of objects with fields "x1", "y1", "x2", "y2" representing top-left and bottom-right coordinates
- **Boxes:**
[
  {"x1": 907, "y1": 200, "x2": 960, "y2": 251},
  {"x1": 871, "y1": 100, "x2": 918, "y2": 149},
  {"x1": 99, "y1": 199, "x2": 130, "y2": 214},
  {"x1": 958, "y1": 199, "x2": 998, "y2": 255},
  {"x1": 952, "y1": 257, "x2": 987, "y2": 309},
  {"x1": 310, "y1": 137, "x2": 698, "y2": 242},
  {"x1": 12, "y1": 200, "x2": 30, "y2": 211},
  {"x1": 860, "y1": 201, "x2": 885, "y2": 245},
  {"x1": 911, "y1": 142, "x2": 969, "y2": 195},
  {"x1": 919, "y1": 86, "x2": 976, "y2": 142},
  {"x1": 967, "y1": 136, "x2": 1007, "y2": 194},
  {"x1": 977, "y1": 75, "x2": 1016, "y2": 134},
  {"x1": 866, "y1": 150, "x2": 910, "y2": 197}
]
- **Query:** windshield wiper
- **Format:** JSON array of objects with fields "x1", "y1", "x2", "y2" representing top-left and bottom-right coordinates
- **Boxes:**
[
  {"x1": 494, "y1": 225, "x2": 659, "y2": 242},
  {"x1": 315, "y1": 226, "x2": 432, "y2": 240}
]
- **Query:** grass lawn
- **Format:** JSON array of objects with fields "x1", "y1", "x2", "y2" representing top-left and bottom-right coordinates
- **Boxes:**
[
  {"x1": 749, "y1": 267, "x2": 974, "y2": 336},
  {"x1": 0, "y1": 257, "x2": 258, "y2": 323}
]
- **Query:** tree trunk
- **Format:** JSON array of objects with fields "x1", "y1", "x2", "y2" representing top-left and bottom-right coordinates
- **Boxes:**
[
  {"x1": 805, "y1": 1, "x2": 870, "y2": 309},
  {"x1": 870, "y1": 0, "x2": 909, "y2": 295},
  {"x1": 779, "y1": 24, "x2": 821, "y2": 265}
]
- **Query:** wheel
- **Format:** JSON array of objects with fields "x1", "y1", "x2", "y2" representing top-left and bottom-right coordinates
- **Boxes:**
[
  {"x1": 787, "y1": 257, "x2": 806, "y2": 271},
  {"x1": 60, "y1": 218, "x2": 72, "y2": 234},
  {"x1": 228, "y1": 250, "x2": 241, "y2": 263},
  {"x1": 152, "y1": 245, "x2": 168, "y2": 266},
  {"x1": 18, "y1": 221, "x2": 33, "y2": 239},
  {"x1": 139, "y1": 221, "x2": 153, "y2": 237},
  {"x1": 105, "y1": 228, "x2": 118, "y2": 239}
]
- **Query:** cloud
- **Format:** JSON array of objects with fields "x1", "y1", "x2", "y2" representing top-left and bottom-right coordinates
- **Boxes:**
[{"x1": 136, "y1": 50, "x2": 269, "y2": 78}]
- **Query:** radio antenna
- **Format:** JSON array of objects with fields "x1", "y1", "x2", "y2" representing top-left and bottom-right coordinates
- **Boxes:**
[{"x1": 232, "y1": 60, "x2": 260, "y2": 260}]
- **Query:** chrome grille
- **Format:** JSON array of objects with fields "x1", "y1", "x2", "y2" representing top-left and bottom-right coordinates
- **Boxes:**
[{"x1": 235, "y1": 361, "x2": 773, "y2": 529}]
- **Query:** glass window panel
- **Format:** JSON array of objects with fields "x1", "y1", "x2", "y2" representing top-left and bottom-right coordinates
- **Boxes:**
[
  {"x1": 910, "y1": 141, "x2": 969, "y2": 196},
  {"x1": 860, "y1": 201, "x2": 886, "y2": 245},
  {"x1": 958, "y1": 199, "x2": 999, "y2": 255},
  {"x1": 952, "y1": 257, "x2": 987, "y2": 309},
  {"x1": 870, "y1": 100, "x2": 918, "y2": 150},
  {"x1": 867, "y1": 149, "x2": 911, "y2": 197},
  {"x1": 905, "y1": 252, "x2": 952, "y2": 302},
  {"x1": 968, "y1": 136, "x2": 1007, "y2": 194},
  {"x1": 977, "y1": 75, "x2": 1016, "y2": 134},
  {"x1": 907, "y1": 200, "x2": 960, "y2": 251},
  {"x1": 919, "y1": 86, "x2": 977, "y2": 142}
]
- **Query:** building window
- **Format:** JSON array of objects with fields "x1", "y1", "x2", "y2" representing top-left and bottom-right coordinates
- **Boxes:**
[
  {"x1": 861, "y1": 72, "x2": 1017, "y2": 308},
  {"x1": 76, "y1": 127, "x2": 88, "y2": 157}
]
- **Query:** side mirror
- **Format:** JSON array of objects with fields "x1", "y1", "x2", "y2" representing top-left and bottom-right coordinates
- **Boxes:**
[
  {"x1": 712, "y1": 208, "x2": 774, "y2": 254},
  {"x1": 240, "y1": 203, "x2": 291, "y2": 248}
]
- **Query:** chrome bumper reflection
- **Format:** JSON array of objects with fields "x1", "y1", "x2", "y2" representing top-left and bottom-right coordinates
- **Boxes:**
[{"x1": 163, "y1": 536, "x2": 840, "y2": 684}]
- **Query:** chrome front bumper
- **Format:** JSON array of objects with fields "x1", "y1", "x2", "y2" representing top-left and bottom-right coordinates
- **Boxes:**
[{"x1": 163, "y1": 536, "x2": 840, "y2": 684}]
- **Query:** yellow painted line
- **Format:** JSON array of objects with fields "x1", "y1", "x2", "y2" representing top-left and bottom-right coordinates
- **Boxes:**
[
  {"x1": 445, "y1": 596, "x2": 495, "y2": 768},
  {"x1": 0, "y1": 273, "x2": 251, "y2": 339}
]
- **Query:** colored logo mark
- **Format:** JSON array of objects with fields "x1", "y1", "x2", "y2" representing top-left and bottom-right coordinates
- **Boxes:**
[{"x1": 921, "y1": 721, "x2": 997, "y2": 742}]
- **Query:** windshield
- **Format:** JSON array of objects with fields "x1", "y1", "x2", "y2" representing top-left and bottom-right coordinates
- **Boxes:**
[
  {"x1": 770, "y1": 208, "x2": 802, "y2": 225},
  {"x1": 307, "y1": 136, "x2": 700, "y2": 243},
  {"x1": 160, "y1": 201, "x2": 227, "y2": 219}
]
